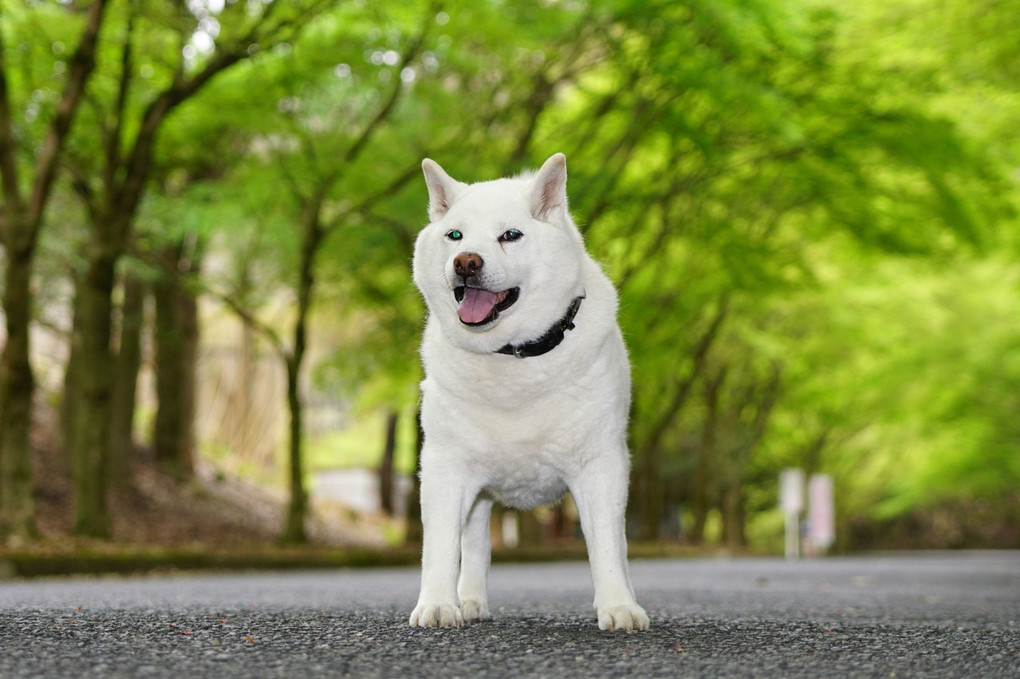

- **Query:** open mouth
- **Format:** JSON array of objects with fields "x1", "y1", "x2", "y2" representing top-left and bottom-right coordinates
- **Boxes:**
[{"x1": 453, "y1": 286, "x2": 520, "y2": 326}]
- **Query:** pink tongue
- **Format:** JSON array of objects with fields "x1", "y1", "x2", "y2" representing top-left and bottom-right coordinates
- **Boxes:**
[{"x1": 458, "y1": 288, "x2": 499, "y2": 324}]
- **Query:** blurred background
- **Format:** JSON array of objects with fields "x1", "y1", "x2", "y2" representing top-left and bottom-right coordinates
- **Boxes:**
[{"x1": 0, "y1": 0, "x2": 1017, "y2": 562}]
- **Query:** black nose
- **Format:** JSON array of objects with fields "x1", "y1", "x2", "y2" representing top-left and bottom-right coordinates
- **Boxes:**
[{"x1": 453, "y1": 252, "x2": 483, "y2": 278}]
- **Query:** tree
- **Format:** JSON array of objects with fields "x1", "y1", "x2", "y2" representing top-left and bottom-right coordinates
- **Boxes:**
[
  {"x1": 204, "y1": 0, "x2": 615, "y2": 541},
  {"x1": 151, "y1": 236, "x2": 201, "y2": 480},
  {"x1": 508, "y1": 0, "x2": 1013, "y2": 544},
  {"x1": 107, "y1": 271, "x2": 145, "y2": 490},
  {"x1": 59, "y1": 0, "x2": 337, "y2": 537},
  {"x1": 4, "y1": 0, "x2": 1014, "y2": 551},
  {"x1": 0, "y1": 0, "x2": 108, "y2": 541}
]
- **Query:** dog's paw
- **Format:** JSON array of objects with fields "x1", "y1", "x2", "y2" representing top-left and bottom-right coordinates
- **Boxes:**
[
  {"x1": 409, "y1": 602, "x2": 463, "y2": 628},
  {"x1": 597, "y1": 603, "x2": 650, "y2": 632},
  {"x1": 460, "y1": 599, "x2": 490, "y2": 623}
]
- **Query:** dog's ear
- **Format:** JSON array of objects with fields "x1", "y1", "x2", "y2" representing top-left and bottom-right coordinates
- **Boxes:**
[
  {"x1": 529, "y1": 153, "x2": 568, "y2": 223},
  {"x1": 422, "y1": 159, "x2": 466, "y2": 222}
]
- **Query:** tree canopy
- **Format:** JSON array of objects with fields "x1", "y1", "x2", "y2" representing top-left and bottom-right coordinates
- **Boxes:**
[{"x1": 1, "y1": 0, "x2": 1017, "y2": 549}]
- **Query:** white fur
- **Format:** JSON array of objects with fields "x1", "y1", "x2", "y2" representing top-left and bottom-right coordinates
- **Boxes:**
[{"x1": 409, "y1": 153, "x2": 649, "y2": 632}]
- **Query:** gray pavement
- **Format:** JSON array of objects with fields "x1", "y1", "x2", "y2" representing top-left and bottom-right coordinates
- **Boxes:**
[{"x1": 0, "y1": 552, "x2": 1017, "y2": 678}]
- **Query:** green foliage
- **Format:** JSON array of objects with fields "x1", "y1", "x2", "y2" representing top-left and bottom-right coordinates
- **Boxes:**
[{"x1": 3, "y1": 0, "x2": 1018, "y2": 548}]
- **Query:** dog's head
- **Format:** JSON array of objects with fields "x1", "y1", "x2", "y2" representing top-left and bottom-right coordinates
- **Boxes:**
[{"x1": 412, "y1": 154, "x2": 586, "y2": 354}]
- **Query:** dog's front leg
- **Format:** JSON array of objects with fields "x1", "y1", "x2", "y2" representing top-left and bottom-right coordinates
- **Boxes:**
[
  {"x1": 570, "y1": 454, "x2": 650, "y2": 632},
  {"x1": 458, "y1": 494, "x2": 493, "y2": 622},
  {"x1": 409, "y1": 460, "x2": 474, "y2": 628}
]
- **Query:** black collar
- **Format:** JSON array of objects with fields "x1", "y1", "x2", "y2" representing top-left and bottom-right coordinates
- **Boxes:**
[{"x1": 495, "y1": 295, "x2": 585, "y2": 359}]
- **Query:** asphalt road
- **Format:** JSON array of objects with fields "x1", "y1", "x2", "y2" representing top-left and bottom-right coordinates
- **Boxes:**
[{"x1": 0, "y1": 552, "x2": 1017, "y2": 678}]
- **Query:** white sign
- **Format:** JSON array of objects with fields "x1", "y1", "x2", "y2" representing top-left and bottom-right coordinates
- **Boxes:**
[
  {"x1": 780, "y1": 468, "x2": 804, "y2": 560},
  {"x1": 779, "y1": 468, "x2": 805, "y2": 513},
  {"x1": 807, "y1": 474, "x2": 835, "y2": 553}
]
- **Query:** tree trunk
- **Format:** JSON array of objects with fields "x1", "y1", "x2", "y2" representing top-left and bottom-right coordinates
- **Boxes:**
[
  {"x1": 691, "y1": 367, "x2": 726, "y2": 545},
  {"x1": 379, "y1": 409, "x2": 398, "y2": 516},
  {"x1": 727, "y1": 363, "x2": 782, "y2": 550},
  {"x1": 282, "y1": 357, "x2": 308, "y2": 544},
  {"x1": 108, "y1": 274, "x2": 145, "y2": 490},
  {"x1": 635, "y1": 454, "x2": 664, "y2": 541},
  {"x1": 0, "y1": 241, "x2": 38, "y2": 540},
  {"x1": 404, "y1": 407, "x2": 424, "y2": 546},
  {"x1": 631, "y1": 298, "x2": 729, "y2": 540},
  {"x1": 152, "y1": 242, "x2": 199, "y2": 481},
  {"x1": 281, "y1": 211, "x2": 322, "y2": 544},
  {"x1": 518, "y1": 510, "x2": 543, "y2": 546},
  {"x1": 0, "y1": 0, "x2": 107, "y2": 541},
  {"x1": 60, "y1": 302, "x2": 80, "y2": 466},
  {"x1": 68, "y1": 252, "x2": 117, "y2": 538},
  {"x1": 721, "y1": 482, "x2": 746, "y2": 549}
]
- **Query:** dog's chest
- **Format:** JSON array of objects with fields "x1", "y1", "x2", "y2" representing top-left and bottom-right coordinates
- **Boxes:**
[
  {"x1": 424, "y1": 386, "x2": 588, "y2": 509},
  {"x1": 479, "y1": 450, "x2": 571, "y2": 510}
]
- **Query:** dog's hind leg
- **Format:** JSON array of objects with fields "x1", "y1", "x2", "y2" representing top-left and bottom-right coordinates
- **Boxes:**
[{"x1": 458, "y1": 494, "x2": 493, "y2": 622}]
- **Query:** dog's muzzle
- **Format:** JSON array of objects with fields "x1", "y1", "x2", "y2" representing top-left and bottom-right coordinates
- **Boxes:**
[{"x1": 454, "y1": 286, "x2": 520, "y2": 326}]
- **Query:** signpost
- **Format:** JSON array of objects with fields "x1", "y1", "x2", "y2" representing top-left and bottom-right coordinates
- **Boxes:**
[
  {"x1": 780, "y1": 468, "x2": 836, "y2": 559},
  {"x1": 807, "y1": 474, "x2": 835, "y2": 555},
  {"x1": 779, "y1": 468, "x2": 804, "y2": 560}
]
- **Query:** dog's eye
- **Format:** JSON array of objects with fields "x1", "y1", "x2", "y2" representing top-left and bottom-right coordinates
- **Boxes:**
[
  {"x1": 499, "y1": 229, "x2": 523, "y2": 243},
  {"x1": 446, "y1": 230, "x2": 463, "y2": 241}
]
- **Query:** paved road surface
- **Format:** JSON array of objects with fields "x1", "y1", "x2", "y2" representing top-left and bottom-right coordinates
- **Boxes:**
[{"x1": 1, "y1": 552, "x2": 1017, "y2": 678}]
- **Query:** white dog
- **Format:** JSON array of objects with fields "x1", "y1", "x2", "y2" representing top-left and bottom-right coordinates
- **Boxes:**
[{"x1": 409, "y1": 153, "x2": 648, "y2": 632}]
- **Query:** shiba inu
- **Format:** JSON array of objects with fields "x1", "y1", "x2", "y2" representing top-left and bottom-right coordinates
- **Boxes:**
[{"x1": 409, "y1": 153, "x2": 648, "y2": 632}]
